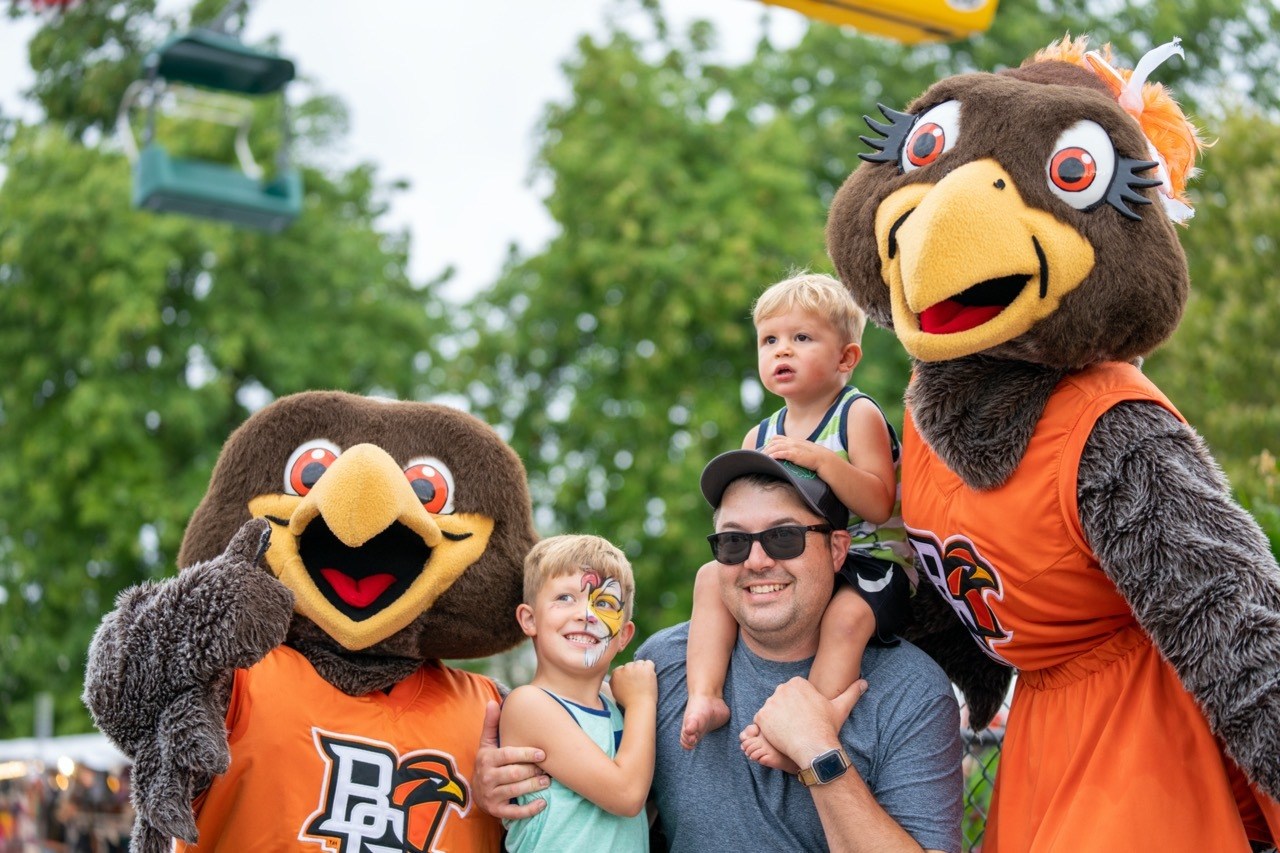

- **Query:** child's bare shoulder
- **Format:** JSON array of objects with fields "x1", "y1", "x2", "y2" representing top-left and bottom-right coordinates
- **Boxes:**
[
  {"x1": 503, "y1": 683, "x2": 552, "y2": 713},
  {"x1": 846, "y1": 392, "x2": 884, "y2": 414},
  {"x1": 845, "y1": 395, "x2": 892, "y2": 437},
  {"x1": 500, "y1": 685, "x2": 566, "y2": 743}
]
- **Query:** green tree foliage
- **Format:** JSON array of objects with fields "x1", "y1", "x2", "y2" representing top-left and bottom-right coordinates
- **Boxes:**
[
  {"x1": 15, "y1": 0, "x2": 166, "y2": 138},
  {"x1": 0, "y1": 1, "x2": 446, "y2": 738},
  {"x1": 1146, "y1": 108, "x2": 1280, "y2": 541},
  {"x1": 454, "y1": 0, "x2": 1280, "y2": 649},
  {"x1": 452, "y1": 20, "x2": 830, "y2": 638}
]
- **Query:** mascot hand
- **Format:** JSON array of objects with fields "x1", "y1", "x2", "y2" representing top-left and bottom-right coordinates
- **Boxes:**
[
  {"x1": 85, "y1": 518, "x2": 295, "y2": 850},
  {"x1": 179, "y1": 518, "x2": 295, "y2": 679}
]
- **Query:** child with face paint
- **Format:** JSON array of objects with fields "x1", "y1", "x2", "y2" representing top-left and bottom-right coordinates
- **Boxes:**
[{"x1": 499, "y1": 535, "x2": 655, "y2": 852}]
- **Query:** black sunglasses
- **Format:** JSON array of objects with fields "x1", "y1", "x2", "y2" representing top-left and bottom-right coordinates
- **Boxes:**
[{"x1": 706, "y1": 524, "x2": 833, "y2": 565}]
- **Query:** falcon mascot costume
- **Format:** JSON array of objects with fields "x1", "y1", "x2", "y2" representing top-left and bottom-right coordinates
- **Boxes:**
[
  {"x1": 84, "y1": 391, "x2": 536, "y2": 853},
  {"x1": 825, "y1": 36, "x2": 1280, "y2": 850}
]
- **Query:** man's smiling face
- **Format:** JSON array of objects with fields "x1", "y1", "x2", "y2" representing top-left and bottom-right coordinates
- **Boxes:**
[{"x1": 714, "y1": 478, "x2": 848, "y2": 662}]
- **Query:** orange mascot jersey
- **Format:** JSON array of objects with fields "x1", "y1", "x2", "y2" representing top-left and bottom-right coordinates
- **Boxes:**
[
  {"x1": 176, "y1": 646, "x2": 501, "y2": 853},
  {"x1": 902, "y1": 362, "x2": 1280, "y2": 852}
]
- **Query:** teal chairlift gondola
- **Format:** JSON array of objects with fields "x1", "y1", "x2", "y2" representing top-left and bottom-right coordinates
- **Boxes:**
[{"x1": 118, "y1": 24, "x2": 302, "y2": 232}]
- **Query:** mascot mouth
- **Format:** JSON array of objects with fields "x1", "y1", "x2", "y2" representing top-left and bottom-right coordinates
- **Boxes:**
[
  {"x1": 298, "y1": 519, "x2": 430, "y2": 619},
  {"x1": 919, "y1": 274, "x2": 1030, "y2": 334}
]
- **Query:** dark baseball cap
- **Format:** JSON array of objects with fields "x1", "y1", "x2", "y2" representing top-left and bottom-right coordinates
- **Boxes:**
[{"x1": 699, "y1": 450, "x2": 849, "y2": 531}]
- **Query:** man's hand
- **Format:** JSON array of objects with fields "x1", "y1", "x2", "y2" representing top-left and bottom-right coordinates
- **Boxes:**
[
  {"x1": 753, "y1": 677, "x2": 867, "y2": 768},
  {"x1": 609, "y1": 660, "x2": 657, "y2": 710},
  {"x1": 474, "y1": 701, "x2": 551, "y2": 820}
]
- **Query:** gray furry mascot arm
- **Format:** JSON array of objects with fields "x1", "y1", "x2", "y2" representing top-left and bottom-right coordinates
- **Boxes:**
[
  {"x1": 1080, "y1": 401, "x2": 1280, "y2": 795},
  {"x1": 84, "y1": 519, "x2": 292, "y2": 848}
]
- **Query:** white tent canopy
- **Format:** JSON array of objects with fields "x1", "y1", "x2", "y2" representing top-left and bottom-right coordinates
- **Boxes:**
[{"x1": 0, "y1": 733, "x2": 128, "y2": 772}]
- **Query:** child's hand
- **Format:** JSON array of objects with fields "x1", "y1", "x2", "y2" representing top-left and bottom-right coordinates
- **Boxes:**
[
  {"x1": 762, "y1": 435, "x2": 833, "y2": 473},
  {"x1": 608, "y1": 660, "x2": 657, "y2": 709}
]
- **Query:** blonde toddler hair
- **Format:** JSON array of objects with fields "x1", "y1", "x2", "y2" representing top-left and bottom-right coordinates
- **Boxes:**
[
  {"x1": 523, "y1": 534, "x2": 636, "y2": 621},
  {"x1": 752, "y1": 272, "x2": 866, "y2": 346}
]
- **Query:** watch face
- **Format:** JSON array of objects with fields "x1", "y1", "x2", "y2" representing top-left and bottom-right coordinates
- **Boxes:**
[{"x1": 813, "y1": 749, "x2": 848, "y2": 782}]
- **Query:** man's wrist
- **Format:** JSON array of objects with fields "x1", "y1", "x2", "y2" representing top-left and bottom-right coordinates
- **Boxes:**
[{"x1": 797, "y1": 746, "x2": 851, "y2": 787}]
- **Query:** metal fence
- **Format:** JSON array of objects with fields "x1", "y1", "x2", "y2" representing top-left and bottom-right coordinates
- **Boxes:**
[{"x1": 960, "y1": 699, "x2": 1007, "y2": 853}]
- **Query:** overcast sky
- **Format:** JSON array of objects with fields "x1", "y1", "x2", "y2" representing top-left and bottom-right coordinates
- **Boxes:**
[{"x1": 1, "y1": 1, "x2": 805, "y2": 301}]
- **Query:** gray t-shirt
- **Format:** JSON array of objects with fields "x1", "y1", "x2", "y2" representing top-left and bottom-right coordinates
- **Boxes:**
[{"x1": 636, "y1": 623, "x2": 962, "y2": 853}]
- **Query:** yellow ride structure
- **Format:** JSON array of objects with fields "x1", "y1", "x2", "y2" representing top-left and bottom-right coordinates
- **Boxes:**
[{"x1": 761, "y1": 0, "x2": 999, "y2": 43}]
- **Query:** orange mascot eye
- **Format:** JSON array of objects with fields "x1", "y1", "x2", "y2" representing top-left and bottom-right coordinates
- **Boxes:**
[
  {"x1": 284, "y1": 443, "x2": 339, "y2": 496},
  {"x1": 405, "y1": 463, "x2": 452, "y2": 514},
  {"x1": 906, "y1": 123, "x2": 947, "y2": 167},
  {"x1": 1050, "y1": 147, "x2": 1098, "y2": 191}
]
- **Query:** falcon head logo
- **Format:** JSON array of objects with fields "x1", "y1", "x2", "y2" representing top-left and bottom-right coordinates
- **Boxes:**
[
  {"x1": 393, "y1": 755, "x2": 469, "y2": 852},
  {"x1": 304, "y1": 731, "x2": 472, "y2": 853},
  {"x1": 941, "y1": 540, "x2": 1007, "y2": 643},
  {"x1": 909, "y1": 529, "x2": 1012, "y2": 663}
]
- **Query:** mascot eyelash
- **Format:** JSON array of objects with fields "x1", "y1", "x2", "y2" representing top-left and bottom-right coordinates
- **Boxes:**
[
  {"x1": 858, "y1": 104, "x2": 914, "y2": 166},
  {"x1": 1105, "y1": 158, "x2": 1164, "y2": 220}
]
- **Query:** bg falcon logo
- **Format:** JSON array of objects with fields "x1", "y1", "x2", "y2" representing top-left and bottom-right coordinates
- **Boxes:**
[
  {"x1": 909, "y1": 529, "x2": 1012, "y2": 664},
  {"x1": 302, "y1": 730, "x2": 470, "y2": 853}
]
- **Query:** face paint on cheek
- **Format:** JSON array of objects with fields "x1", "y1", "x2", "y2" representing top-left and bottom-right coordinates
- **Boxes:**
[
  {"x1": 580, "y1": 573, "x2": 626, "y2": 667},
  {"x1": 589, "y1": 581, "x2": 625, "y2": 637}
]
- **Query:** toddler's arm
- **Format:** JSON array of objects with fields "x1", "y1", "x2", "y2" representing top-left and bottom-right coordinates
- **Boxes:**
[{"x1": 760, "y1": 398, "x2": 896, "y2": 523}]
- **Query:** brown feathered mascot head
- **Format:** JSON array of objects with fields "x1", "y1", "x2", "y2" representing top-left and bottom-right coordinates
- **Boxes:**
[
  {"x1": 827, "y1": 36, "x2": 1204, "y2": 370},
  {"x1": 178, "y1": 391, "x2": 536, "y2": 665}
]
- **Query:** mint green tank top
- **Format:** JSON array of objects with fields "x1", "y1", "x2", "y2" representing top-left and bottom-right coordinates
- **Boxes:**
[
  {"x1": 502, "y1": 691, "x2": 648, "y2": 852},
  {"x1": 757, "y1": 386, "x2": 915, "y2": 573}
]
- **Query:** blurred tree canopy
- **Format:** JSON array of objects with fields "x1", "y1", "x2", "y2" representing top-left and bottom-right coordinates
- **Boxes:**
[
  {"x1": 1, "y1": 0, "x2": 1277, "y2": 739},
  {"x1": 0, "y1": 0, "x2": 448, "y2": 737}
]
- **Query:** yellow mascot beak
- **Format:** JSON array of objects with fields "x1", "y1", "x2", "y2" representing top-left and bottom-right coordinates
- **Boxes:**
[
  {"x1": 875, "y1": 158, "x2": 1096, "y2": 361},
  {"x1": 247, "y1": 443, "x2": 493, "y2": 650}
]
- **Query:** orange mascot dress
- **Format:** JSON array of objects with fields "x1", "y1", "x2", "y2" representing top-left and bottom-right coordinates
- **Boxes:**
[{"x1": 904, "y1": 363, "x2": 1280, "y2": 850}]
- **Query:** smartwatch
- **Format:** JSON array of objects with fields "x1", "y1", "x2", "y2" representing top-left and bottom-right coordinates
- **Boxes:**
[{"x1": 797, "y1": 747, "x2": 851, "y2": 787}]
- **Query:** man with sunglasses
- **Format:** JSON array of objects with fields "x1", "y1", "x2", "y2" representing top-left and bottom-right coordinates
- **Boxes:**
[{"x1": 475, "y1": 450, "x2": 962, "y2": 852}]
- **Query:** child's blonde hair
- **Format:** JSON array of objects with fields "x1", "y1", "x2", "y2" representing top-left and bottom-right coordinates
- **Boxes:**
[
  {"x1": 752, "y1": 272, "x2": 866, "y2": 345},
  {"x1": 523, "y1": 534, "x2": 636, "y2": 621}
]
